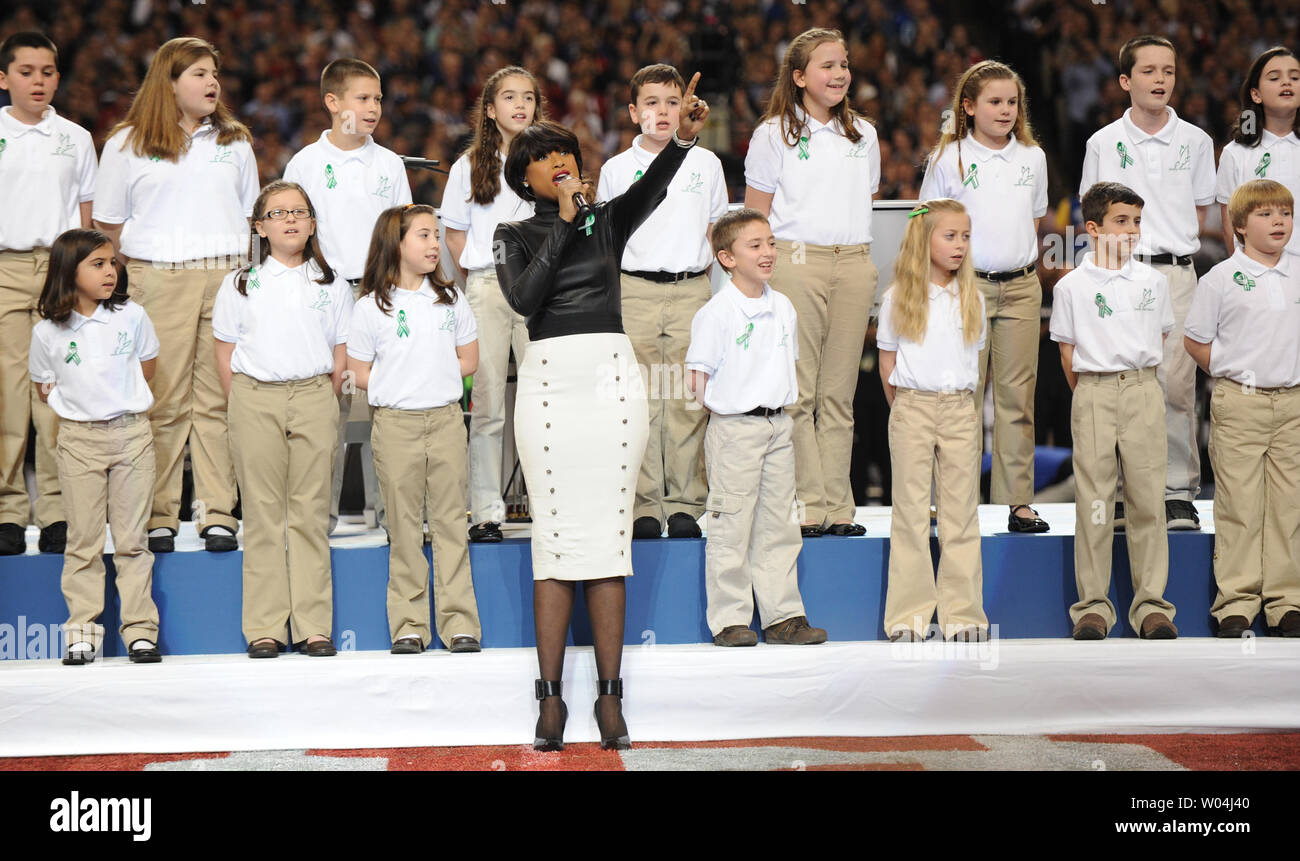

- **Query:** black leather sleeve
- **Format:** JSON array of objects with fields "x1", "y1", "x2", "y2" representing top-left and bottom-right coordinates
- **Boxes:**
[
  {"x1": 606, "y1": 138, "x2": 692, "y2": 251},
  {"x1": 493, "y1": 216, "x2": 577, "y2": 317}
]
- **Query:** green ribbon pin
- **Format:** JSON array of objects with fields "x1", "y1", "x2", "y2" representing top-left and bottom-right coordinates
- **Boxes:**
[
  {"x1": 0, "y1": 139, "x2": 6, "y2": 160},
  {"x1": 1117, "y1": 142, "x2": 1134, "y2": 169},
  {"x1": 632, "y1": 169, "x2": 644, "y2": 182},
  {"x1": 1233, "y1": 271, "x2": 1256, "y2": 291},
  {"x1": 796, "y1": 135, "x2": 810, "y2": 160},
  {"x1": 65, "y1": 341, "x2": 81, "y2": 365},
  {"x1": 1256, "y1": 153, "x2": 1272, "y2": 178},
  {"x1": 396, "y1": 309, "x2": 410, "y2": 337},
  {"x1": 736, "y1": 322, "x2": 754, "y2": 350},
  {"x1": 963, "y1": 163, "x2": 979, "y2": 189},
  {"x1": 581, "y1": 212, "x2": 595, "y2": 237},
  {"x1": 325, "y1": 164, "x2": 337, "y2": 189},
  {"x1": 1094, "y1": 293, "x2": 1113, "y2": 318},
  {"x1": 247, "y1": 267, "x2": 260, "y2": 290}
]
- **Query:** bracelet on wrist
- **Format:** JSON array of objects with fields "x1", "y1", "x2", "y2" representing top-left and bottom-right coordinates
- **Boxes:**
[{"x1": 672, "y1": 130, "x2": 697, "y2": 148}]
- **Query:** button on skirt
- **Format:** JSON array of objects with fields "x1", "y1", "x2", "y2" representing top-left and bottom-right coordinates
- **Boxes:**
[{"x1": 514, "y1": 332, "x2": 649, "y2": 580}]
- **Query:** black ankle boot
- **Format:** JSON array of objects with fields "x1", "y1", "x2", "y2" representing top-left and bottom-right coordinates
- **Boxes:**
[
  {"x1": 595, "y1": 678, "x2": 630, "y2": 750},
  {"x1": 534, "y1": 679, "x2": 567, "y2": 752}
]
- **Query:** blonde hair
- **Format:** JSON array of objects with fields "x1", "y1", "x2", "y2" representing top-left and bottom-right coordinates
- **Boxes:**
[
  {"x1": 109, "y1": 37, "x2": 251, "y2": 160},
  {"x1": 931, "y1": 60, "x2": 1038, "y2": 185},
  {"x1": 1228, "y1": 179, "x2": 1295, "y2": 243},
  {"x1": 761, "y1": 28, "x2": 868, "y2": 147},
  {"x1": 889, "y1": 199, "x2": 982, "y2": 346}
]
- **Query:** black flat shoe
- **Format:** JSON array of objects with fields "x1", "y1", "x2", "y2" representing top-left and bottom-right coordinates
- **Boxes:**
[
  {"x1": 62, "y1": 643, "x2": 95, "y2": 665},
  {"x1": 201, "y1": 526, "x2": 238, "y2": 552},
  {"x1": 1008, "y1": 506, "x2": 1050, "y2": 534},
  {"x1": 449, "y1": 635, "x2": 481, "y2": 653},
  {"x1": 595, "y1": 678, "x2": 630, "y2": 750},
  {"x1": 301, "y1": 637, "x2": 337, "y2": 657},
  {"x1": 468, "y1": 521, "x2": 503, "y2": 543},
  {"x1": 666, "y1": 512, "x2": 701, "y2": 538},
  {"x1": 800, "y1": 524, "x2": 824, "y2": 538},
  {"x1": 38, "y1": 521, "x2": 67, "y2": 554},
  {"x1": 247, "y1": 639, "x2": 282, "y2": 658},
  {"x1": 632, "y1": 516, "x2": 662, "y2": 539},
  {"x1": 534, "y1": 679, "x2": 567, "y2": 751},
  {"x1": 0, "y1": 522, "x2": 26, "y2": 555},
  {"x1": 823, "y1": 522, "x2": 865, "y2": 536},
  {"x1": 148, "y1": 529, "x2": 176, "y2": 554},
  {"x1": 128, "y1": 640, "x2": 162, "y2": 663}
]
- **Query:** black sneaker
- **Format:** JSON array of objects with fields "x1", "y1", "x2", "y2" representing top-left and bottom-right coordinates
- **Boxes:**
[
  {"x1": 1113, "y1": 501, "x2": 1125, "y2": 531},
  {"x1": 666, "y1": 512, "x2": 701, "y2": 538},
  {"x1": 148, "y1": 528, "x2": 175, "y2": 554},
  {"x1": 0, "y1": 522, "x2": 26, "y2": 555},
  {"x1": 1165, "y1": 499, "x2": 1201, "y2": 531},
  {"x1": 632, "y1": 516, "x2": 662, "y2": 539},
  {"x1": 468, "y1": 521, "x2": 503, "y2": 543},
  {"x1": 202, "y1": 525, "x2": 238, "y2": 552},
  {"x1": 38, "y1": 521, "x2": 67, "y2": 553}
]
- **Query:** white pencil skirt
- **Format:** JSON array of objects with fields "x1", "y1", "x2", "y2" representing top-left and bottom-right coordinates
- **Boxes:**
[{"x1": 515, "y1": 332, "x2": 649, "y2": 580}]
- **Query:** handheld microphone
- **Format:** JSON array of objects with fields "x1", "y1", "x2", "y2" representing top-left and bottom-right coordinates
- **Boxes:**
[{"x1": 554, "y1": 171, "x2": 591, "y2": 219}]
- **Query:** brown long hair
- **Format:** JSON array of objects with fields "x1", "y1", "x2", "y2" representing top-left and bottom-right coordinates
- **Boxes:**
[
  {"x1": 931, "y1": 60, "x2": 1039, "y2": 184},
  {"x1": 38, "y1": 229, "x2": 125, "y2": 324},
  {"x1": 108, "y1": 36, "x2": 252, "y2": 161},
  {"x1": 464, "y1": 66, "x2": 546, "y2": 205},
  {"x1": 760, "y1": 28, "x2": 867, "y2": 147},
  {"x1": 361, "y1": 205, "x2": 457, "y2": 313},
  {"x1": 1231, "y1": 46, "x2": 1300, "y2": 146},
  {"x1": 888, "y1": 199, "x2": 982, "y2": 347},
  {"x1": 234, "y1": 180, "x2": 335, "y2": 296}
]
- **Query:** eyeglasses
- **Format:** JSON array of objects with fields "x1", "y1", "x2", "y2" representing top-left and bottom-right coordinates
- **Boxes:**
[{"x1": 261, "y1": 208, "x2": 313, "y2": 221}]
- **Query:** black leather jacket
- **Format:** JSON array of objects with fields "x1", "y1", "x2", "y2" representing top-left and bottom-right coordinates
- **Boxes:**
[{"x1": 493, "y1": 138, "x2": 693, "y2": 341}]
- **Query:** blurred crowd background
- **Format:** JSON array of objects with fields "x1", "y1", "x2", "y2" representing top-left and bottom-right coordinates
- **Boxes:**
[{"x1": 4, "y1": 0, "x2": 1290, "y2": 500}]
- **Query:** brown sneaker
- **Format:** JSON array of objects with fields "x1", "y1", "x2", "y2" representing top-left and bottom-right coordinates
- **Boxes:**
[
  {"x1": 1072, "y1": 613, "x2": 1108, "y2": 640},
  {"x1": 712, "y1": 625, "x2": 759, "y2": 647},
  {"x1": 763, "y1": 616, "x2": 828, "y2": 645},
  {"x1": 1277, "y1": 610, "x2": 1300, "y2": 638},
  {"x1": 1139, "y1": 612, "x2": 1178, "y2": 640}
]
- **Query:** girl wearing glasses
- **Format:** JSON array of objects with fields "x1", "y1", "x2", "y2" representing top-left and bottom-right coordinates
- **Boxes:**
[{"x1": 213, "y1": 180, "x2": 353, "y2": 659}]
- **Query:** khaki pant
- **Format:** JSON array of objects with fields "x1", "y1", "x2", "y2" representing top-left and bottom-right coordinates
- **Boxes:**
[
  {"x1": 975, "y1": 271, "x2": 1041, "y2": 505},
  {"x1": 56, "y1": 413, "x2": 158, "y2": 649},
  {"x1": 622, "y1": 272, "x2": 711, "y2": 522},
  {"x1": 228, "y1": 373, "x2": 336, "y2": 645},
  {"x1": 466, "y1": 268, "x2": 529, "y2": 524},
  {"x1": 126, "y1": 260, "x2": 238, "y2": 533},
  {"x1": 1151, "y1": 261, "x2": 1200, "y2": 501},
  {"x1": 1208, "y1": 381, "x2": 1300, "y2": 626},
  {"x1": 1070, "y1": 368, "x2": 1175, "y2": 632},
  {"x1": 0, "y1": 249, "x2": 62, "y2": 527},
  {"x1": 769, "y1": 240, "x2": 877, "y2": 526},
  {"x1": 372, "y1": 403, "x2": 481, "y2": 646},
  {"x1": 703, "y1": 412, "x2": 806, "y2": 635},
  {"x1": 884, "y1": 388, "x2": 986, "y2": 636}
]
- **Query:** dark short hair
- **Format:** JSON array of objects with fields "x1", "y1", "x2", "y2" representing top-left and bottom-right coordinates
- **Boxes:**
[
  {"x1": 1117, "y1": 35, "x2": 1176, "y2": 78},
  {"x1": 38, "y1": 229, "x2": 123, "y2": 323},
  {"x1": 1, "y1": 31, "x2": 58, "y2": 72},
  {"x1": 711, "y1": 208, "x2": 770, "y2": 272},
  {"x1": 503, "y1": 120, "x2": 583, "y2": 202},
  {"x1": 630, "y1": 63, "x2": 685, "y2": 104},
  {"x1": 321, "y1": 58, "x2": 380, "y2": 102},
  {"x1": 1081, "y1": 182, "x2": 1145, "y2": 227}
]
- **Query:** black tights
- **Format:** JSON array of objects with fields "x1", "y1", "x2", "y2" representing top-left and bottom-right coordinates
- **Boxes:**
[{"x1": 535, "y1": 577, "x2": 626, "y2": 737}]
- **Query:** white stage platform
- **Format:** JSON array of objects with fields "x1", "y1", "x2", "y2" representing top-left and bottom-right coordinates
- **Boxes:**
[
  {"x1": 0, "y1": 637, "x2": 1293, "y2": 758},
  {"x1": 11, "y1": 501, "x2": 1221, "y2": 555}
]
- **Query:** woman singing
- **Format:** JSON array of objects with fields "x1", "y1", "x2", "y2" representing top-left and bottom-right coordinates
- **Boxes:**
[{"x1": 495, "y1": 74, "x2": 709, "y2": 751}]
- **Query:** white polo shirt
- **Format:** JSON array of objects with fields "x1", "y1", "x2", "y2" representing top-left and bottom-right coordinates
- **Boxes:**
[
  {"x1": 685, "y1": 277, "x2": 798, "y2": 414},
  {"x1": 744, "y1": 109, "x2": 879, "y2": 246},
  {"x1": 282, "y1": 131, "x2": 413, "y2": 281},
  {"x1": 1049, "y1": 255, "x2": 1173, "y2": 373},
  {"x1": 0, "y1": 106, "x2": 97, "y2": 251},
  {"x1": 29, "y1": 300, "x2": 159, "y2": 422},
  {"x1": 348, "y1": 280, "x2": 477, "y2": 410},
  {"x1": 1216, "y1": 131, "x2": 1300, "y2": 256},
  {"x1": 212, "y1": 256, "x2": 353, "y2": 382},
  {"x1": 876, "y1": 282, "x2": 987, "y2": 392},
  {"x1": 1184, "y1": 250, "x2": 1300, "y2": 388},
  {"x1": 439, "y1": 152, "x2": 532, "y2": 272},
  {"x1": 94, "y1": 120, "x2": 258, "y2": 263},
  {"x1": 1079, "y1": 107, "x2": 1216, "y2": 257},
  {"x1": 597, "y1": 135, "x2": 728, "y2": 273},
  {"x1": 918, "y1": 135, "x2": 1047, "y2": 273}
]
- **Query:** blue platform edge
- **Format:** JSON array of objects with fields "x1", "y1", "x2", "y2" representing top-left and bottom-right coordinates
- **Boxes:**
[{"x1": 0, "y1": 530, "x2": 1227, "y2": 659}]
